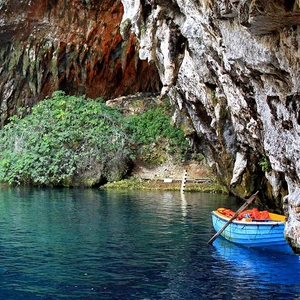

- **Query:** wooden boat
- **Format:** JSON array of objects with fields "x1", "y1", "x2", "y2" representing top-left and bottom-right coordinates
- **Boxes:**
[{"x1": 211, "y1": 208, "x2": 293, "y2": 253}]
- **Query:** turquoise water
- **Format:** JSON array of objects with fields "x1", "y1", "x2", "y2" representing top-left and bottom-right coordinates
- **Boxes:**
[{"x1": 0, "y1": 187, "x2": 299, "y2": 299}]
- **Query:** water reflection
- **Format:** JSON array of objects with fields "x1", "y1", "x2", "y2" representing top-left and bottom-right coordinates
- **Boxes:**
[
  {"x1": 213, "y1": 237, "x2": 300, "y2": 286},
  {"x1": 180, "y1": 192, "x2": 187, "y2": 217}
]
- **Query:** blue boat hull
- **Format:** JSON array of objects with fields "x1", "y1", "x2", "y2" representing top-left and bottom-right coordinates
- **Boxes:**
[{"x1": 211, "y1": 211, "x2": 293, "y2": 254}]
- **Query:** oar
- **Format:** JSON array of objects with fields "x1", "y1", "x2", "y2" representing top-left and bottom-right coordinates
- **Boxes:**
[{"x1": 207, "y1": 191, "x2": 259, "y2": 245}]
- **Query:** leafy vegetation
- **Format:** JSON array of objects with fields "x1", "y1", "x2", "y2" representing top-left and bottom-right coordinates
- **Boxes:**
[
  {"x1": 0, "y1": 91, "x2": 131, "y2": 186},
  {"x1": 259, "y1": 155, "x2": 271, "y2": 172},
  {"x1": 124, "y1": 101, "x2": 189, "y2": 163},
  {"x1": 0, "y1": 92, "x2": 189, "y2": 187}
]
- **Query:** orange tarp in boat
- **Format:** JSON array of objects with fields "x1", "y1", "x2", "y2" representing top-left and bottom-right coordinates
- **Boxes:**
[{"x1": 217, "y1": 208, "x2": 271, "y2": 220}]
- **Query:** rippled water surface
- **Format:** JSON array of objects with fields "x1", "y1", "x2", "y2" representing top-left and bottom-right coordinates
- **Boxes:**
[{"x1": 0, "y1": 188, "x2": 299, "y2": 299}]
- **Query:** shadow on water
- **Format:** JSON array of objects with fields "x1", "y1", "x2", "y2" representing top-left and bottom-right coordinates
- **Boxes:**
[{"x1": 213, "y1": 237, "x2": 300, "y2": 284}]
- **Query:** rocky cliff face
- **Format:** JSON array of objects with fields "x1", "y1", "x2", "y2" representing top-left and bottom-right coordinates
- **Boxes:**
[
  {"x1": 121, "y1": 0, "x2": 300, "y2": 252},
  {"x1": 0, "y1": 0, "x2": 161, "y2": 125}
]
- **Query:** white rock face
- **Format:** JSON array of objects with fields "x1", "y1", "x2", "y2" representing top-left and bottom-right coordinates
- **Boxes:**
[
  {"x1": 121, "y1": 0, "x2": 300, "y2": 252},
  {"x1": 230, "y1": 152, "x2": 247, "y2": 187}
]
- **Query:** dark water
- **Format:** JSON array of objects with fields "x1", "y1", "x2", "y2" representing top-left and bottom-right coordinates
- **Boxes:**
[{"x1": 0, "y1": 188, "x2": 299, "y2": 299}]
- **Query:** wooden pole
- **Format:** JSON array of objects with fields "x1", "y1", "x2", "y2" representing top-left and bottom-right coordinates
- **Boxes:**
[
  {"x1": 207, "y1": 191, "x2": 259, "y2": 245},
  {"x1": 181, "y1": 169, "x2": 188, "y2": 193}
]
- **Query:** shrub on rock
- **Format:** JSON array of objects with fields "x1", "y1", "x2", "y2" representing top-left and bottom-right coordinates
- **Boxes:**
[{"x1": 0, "y1": 91, "x2": 133, "y2": 187}]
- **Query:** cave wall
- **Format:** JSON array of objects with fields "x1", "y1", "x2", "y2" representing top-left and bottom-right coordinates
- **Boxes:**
[
  {"x1": 120, "y1": 0, "x2": 300, "y2": 251},
  {"x1": 0, "y1": 0, "x2": 161, "y2": 125}
]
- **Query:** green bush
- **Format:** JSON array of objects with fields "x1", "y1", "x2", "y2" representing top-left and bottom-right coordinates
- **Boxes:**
[
  {"x1": 0, "y1": 92, "x2": 190, "y2": 186},
  {"x1": 0, "y1": 91, "x2": 131, "y2": 186},
  {"x1": 125, "y1": 105, "x2": 189, "y2": 158}
]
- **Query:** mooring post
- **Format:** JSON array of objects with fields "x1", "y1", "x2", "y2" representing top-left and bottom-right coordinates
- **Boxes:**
[{"x1": 181, "y1": 169, "x2": 188, "y2": 193}]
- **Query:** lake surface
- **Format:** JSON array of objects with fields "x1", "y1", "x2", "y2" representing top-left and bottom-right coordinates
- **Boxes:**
[{"x1": 0, "y1": 188, "x2": 299, "y2": 299}]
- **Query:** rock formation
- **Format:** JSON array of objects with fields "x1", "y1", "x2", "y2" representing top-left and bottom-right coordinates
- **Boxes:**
[
  {"x1": 120, "y1": 0, "x2": 300, "y2": 252},
  {"x1": 0, "y1": 0, "x2": 161, "y2": 125}
]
